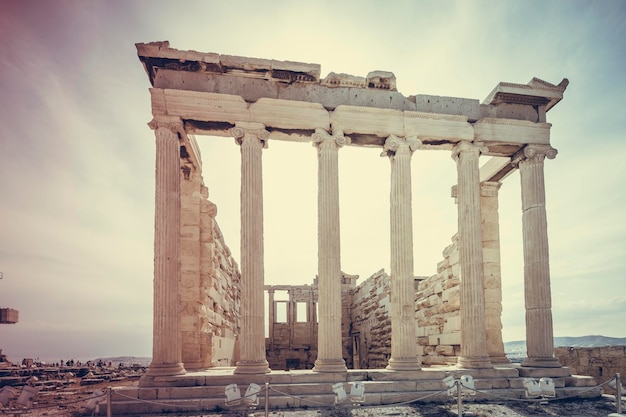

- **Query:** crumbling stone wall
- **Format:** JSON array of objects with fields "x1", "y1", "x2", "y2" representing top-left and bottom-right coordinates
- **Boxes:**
[
  {"x1": 350, "y1": 269, "x2": 391, "y2": 369},
  {"x1": 180, "y1": 157, "x2": 240, "y2": 370},
  {"x1": 265, "y1": 273, "x2": 356, "y2": 370},
  {"x1": 556, "y1": 346, "x2": 626, "y2": 393},
  {"x1": 415, "y1": 236, "x2": 461, "y2": 366}
]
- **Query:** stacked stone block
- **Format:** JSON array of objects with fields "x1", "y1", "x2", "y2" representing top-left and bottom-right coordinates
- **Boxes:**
[
  {"x1": 555, "y1": 346, "x2": 626, "y2": 393},
  {"x1": 350, "y1": 269, "x2": 392, "y2": 369},
  {"x1": 415, "y1": 236, "x2": 462, "y2": 365},
  {"x1": 179, "y1": 162, "x2": 241, "y2": 370}
]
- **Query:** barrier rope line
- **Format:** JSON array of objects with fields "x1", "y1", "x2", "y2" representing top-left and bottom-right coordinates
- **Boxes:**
[
  {"x1": 368, "y1": 388, "x2": 451, "y2": 408},
  {"x1": 267, "y1": 386, "x2": 328, "y2": 406},
  {"x1": 458, "y1": 376, "x2": 617, "y2": 404}
]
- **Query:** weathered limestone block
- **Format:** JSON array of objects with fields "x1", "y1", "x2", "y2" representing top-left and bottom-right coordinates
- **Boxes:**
[
  {"x1": 415, "y1": 236, "x2": 462, "y2": 365},
  {"x1": 555, "y1": 346, "x2": 624, "y2": 393}
]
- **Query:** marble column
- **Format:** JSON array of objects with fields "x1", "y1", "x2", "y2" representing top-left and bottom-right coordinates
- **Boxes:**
[
  {"x1": 480, "y1": 181, "x2": 510, "y2": 364},
  {"x1": 145, "y1": 118, "x2": 186, "y2": 377},
  {"x1": 514, "y1": 145, "x2": 561, "y2": 368},
  {"x1": 312, "y1": 128, "x2": 348, "y2": 372},
  {"x1": 452, "y1": 141, "x2": 492, "y2": 369},
  {"x1": 382, "y1": 135, "x2": 421, "y2": 371},
  {"x1": 231, "y1": 122, "x2": 271, "y2": 374}
]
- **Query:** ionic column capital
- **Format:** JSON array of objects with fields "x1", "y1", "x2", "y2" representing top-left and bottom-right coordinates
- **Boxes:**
[
  {"x1": 451, "y1": 140, "x2": 487, "y2": 162},
  {"x1": 381, "y1": 135, "x2": 420, "y2": 158},
  {"x1": 312, "y1": 128, "x2": 351, "y2": 150},
  {"x1": 230, "y1": 122, "x2": 270, "y2": 148},
  {"x1": 512, "y1": 144, "x2": 558, "y2": 166},
  {"x1": 148, "y1": 116, "x2": 185, "y2": 139}
]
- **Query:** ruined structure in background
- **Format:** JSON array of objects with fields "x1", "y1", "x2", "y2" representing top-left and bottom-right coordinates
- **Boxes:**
[
  {"x1": 1, "y1": 273, "x2": 19, "y2": 325},
  {"x1": 555, "y1": 346, "x2": 626, "y2": 393},
  {"x1": 265, "y1": 273, "x2": 357, "y2": 370},
  {"x1": 0, "y1": 309, "x2": 18, "y2": 325},
  {"x1": 108, "y1": 41, "x2": 599, "y2": 414}
]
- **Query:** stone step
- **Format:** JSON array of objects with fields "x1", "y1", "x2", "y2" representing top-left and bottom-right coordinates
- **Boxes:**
[
  {"x1": 105, "y1": 384, "x2": 603, "y2": 415},
  {"x1": 105, "y1": 367, "x2": 602, "y2": 414}
]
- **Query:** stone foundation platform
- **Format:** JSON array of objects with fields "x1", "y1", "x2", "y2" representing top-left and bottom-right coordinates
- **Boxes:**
[{"x1": 106, "y1": 366, "x2": 600, "y2": 414}]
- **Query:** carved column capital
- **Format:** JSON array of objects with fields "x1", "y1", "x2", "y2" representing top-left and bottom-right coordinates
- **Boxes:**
[
  {"x1": 451, "y1": 140, "x2": 487, "y2": 162},
  {"x1": 480, "y1": 181, "x2": 502, "y2": 197},
  {"x1": 312, "y1": 128, "x2": 351, "y2": 150},
  {"x1": 230, "y1": 122, "x2": 270, "y2": 148},
  {"x1": 512, "y1": 144, "x2": 558, "y2": 166},
  {"x1": 381, "y1": 135, "x2": 420, "y2": 158},
  {"x1": 148, "y1": 116, "x2": 185, "y2": 139}
]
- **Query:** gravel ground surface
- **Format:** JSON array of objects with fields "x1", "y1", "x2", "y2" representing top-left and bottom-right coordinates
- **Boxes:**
[{"x1": 5, "y1": 396, "x2": 623, "y2": 417}]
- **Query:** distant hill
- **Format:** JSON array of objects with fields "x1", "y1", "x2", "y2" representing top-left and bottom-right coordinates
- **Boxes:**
[
  {"x1": 505, "y1": 335, "x2": 626, "y2": 362},
  {"x1": 95, "y1": 356, "x2": 151, "y2": 366}
]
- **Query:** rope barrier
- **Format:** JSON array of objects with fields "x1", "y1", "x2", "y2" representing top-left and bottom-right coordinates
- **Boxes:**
[
  {"x1": 452, "y1": 375, "x2": 618, "y2": 404},
  {"x1": 267, "y1": 386, "x2": 328, "y2": 406}
]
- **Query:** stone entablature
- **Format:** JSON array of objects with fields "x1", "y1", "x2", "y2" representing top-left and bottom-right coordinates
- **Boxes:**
[
  {"x1": 138, "y1": 41, "x2": 566, "y2": 163},
  {"x1": 137, "y1": 42, "x2": 566, "y2": 126}
]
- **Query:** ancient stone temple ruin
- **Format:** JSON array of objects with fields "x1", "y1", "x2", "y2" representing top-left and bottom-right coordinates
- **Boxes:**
[{"x1": 108, "y1": 41, "x2": 601, "y2": 413}]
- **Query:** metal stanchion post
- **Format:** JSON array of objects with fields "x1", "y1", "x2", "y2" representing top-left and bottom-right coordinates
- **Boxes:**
[
  {"x1": 457, "y1": 380, "x2": 463, "y2": 417},
  {"x1": 107, "y1": 387, "x2": 112, "y2": 417},
  {"x1": 617, "y1": 373, "x2": 622, "y2": 414},
  {"x1": 265, "y1": 382, "x2": 269, "y2": 417}
]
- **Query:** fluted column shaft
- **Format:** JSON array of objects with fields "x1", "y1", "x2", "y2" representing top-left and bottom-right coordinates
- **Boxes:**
[
  {"x1": 231, "y1": 122, "x2": 271, "y2": 374},
  {"x1": 515, "y1": 145, "x2": 561, "y2": 368},
  {"x1": 383, "y1": 135, "x2": 421, "y2": 371},
  {"x1": 480, "y1": 181, "x2": 509, "y2": 364},
  {"x1": 312, "y1": 128, "x2": 348, "y2": 372},
  {"x1": 453, "y1": 141, "x2": 492, "y2": 369},
  {"x1": 146, "y1": 119, "x2": 186, "y2": 377}
]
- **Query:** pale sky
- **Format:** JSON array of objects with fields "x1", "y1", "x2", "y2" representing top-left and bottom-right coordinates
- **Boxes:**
[{"x1": 1, "y1": 0, "x2": 624, "y2": 362}]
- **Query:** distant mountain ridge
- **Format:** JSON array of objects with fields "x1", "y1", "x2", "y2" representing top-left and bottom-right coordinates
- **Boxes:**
[
  {"x1": 95, "y1": 356, "x2": 151, "y2": 366},
  {"x1": 505, "y1": 335, "x2": 626, "y2": 361}
]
